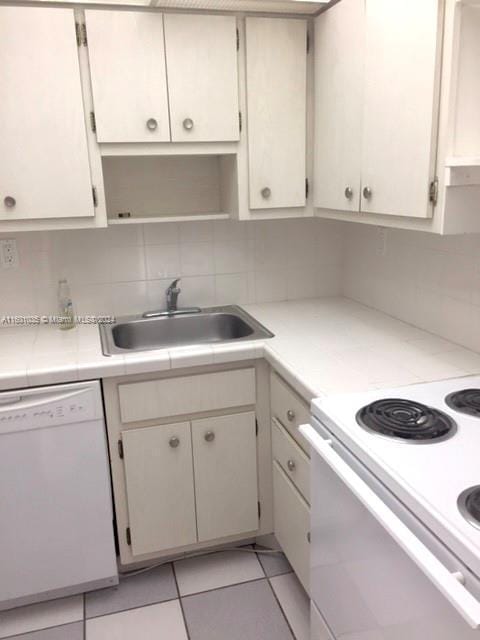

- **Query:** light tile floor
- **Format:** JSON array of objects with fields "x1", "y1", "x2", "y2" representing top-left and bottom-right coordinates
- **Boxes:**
[{"x1": 0, "y1": 547, "x2": 309, "y2": 640}]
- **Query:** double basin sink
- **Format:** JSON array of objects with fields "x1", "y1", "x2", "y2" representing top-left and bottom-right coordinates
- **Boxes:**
[{"x1": 100, "y1": 306, "x2": 273, "y2": 356}]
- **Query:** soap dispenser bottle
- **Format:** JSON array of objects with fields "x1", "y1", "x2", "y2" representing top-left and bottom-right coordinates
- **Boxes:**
[{"x1": 57, "y1": 278, "x2": 75, "y2": 330}]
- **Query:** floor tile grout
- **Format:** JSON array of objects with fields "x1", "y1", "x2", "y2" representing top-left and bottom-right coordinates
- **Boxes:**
[
  {"x1": 179, "y1": 575, "x2": 267, "y2": 601},
  {"x1": 266, "y1": 577, "x2": 297, "y2": 640},
  {"x1": 171, "y1": 562, "x2": 191, "y2": 640}
]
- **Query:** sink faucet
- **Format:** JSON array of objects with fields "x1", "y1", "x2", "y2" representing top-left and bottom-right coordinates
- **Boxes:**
[
  {"x1": 166, "y1": 278, "x2": 181, "y2": 312},
  {"x1": 142, "y1": 278, "x2": 201, "y2": 318}
]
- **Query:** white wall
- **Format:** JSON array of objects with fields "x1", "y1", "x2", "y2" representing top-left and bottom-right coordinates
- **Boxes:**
[
  {"x1": 343, "y1": 224, "x2": 480, "y2": 352},
  {"x1": 0, "y1": 218, "x2": 344, "y2": 318}
]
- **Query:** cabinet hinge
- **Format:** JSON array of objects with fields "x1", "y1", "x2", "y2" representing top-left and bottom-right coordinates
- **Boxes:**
[
  {"x1": 429, "y1": 177, "x2": 439, "y2": 206},
  {"x1": 89, "y1": 111, "x2": 96, "y2": 133},
  {"x1": 126, "y1": 527, "x2": 131, "y2": 546},
  {"x1": 75, "y1": 22, "x2": 87, "y2": 46},
  {"x1": 239, "y1": 111, "x2": 242, "y2": 133},
  {"x1": 305, "y1": 178, "x2": 309, "y2": 199},
  {"x1": 306, "y1": 32, "x2": 310, "y2": 53},
  {"x1": 236, "y1": 27, "x2": 240, "y2": 51},
  {"x1": 92, "y1": 186, "x2": 98, "y2": 208},
  {"x1": 257, "y1": 501, "x2": 261, "y2": 519},
  {"x1": 118, "y1": 439, "x2": 124, "y2": 459}
]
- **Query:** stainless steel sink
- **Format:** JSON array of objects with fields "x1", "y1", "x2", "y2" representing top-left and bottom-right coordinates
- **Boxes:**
[{"x1": 99, "y1": 306, "x2": 273, "y2": 356}]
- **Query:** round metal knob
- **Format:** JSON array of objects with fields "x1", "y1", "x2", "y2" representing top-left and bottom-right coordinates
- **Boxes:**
[
  {"x1": 169, "y1": 436, "x2": 180, "y2": 448},
  {"x1": 183, "y1": 118, "x2": 194, "y2": 131},
  {"x1": 204, "y1": 430, "x2": 215, "y2": 442},
  {"x1": 344, "y1": 186, "x2": 353, "y2": 200},
  {"x1": 261, "y1": 187, "x2": 271, "y2": 199},
  {"x1": 287, "y1": 459, "x2": 296, "y2": 472},
  {"x1": 4, "y1": 196, "x2": 16, "y2": 208},
  {"x1": 363, "y1": 186, "x2": 372, "y2": 200},
  {"x1": 286, "y1": 409, "x2": 295, "y2": 422},
  {"x1": 146, "y1": 118, "x2": 158, "y2": 131}
]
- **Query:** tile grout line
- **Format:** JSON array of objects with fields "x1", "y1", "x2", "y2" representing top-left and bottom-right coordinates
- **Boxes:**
[
  {"x1": 266, "y1": 577, "x2": 298, "y2": 640},
  {"x1": 171, "y1": 562, "x2": 192, "y2": 640}
]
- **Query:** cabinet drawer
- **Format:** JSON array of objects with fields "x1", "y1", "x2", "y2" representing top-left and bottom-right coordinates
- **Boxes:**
[
  {"x1": 272, "y1": 418, "x2": 310, "y2": 503},
  {"x1": 273, "y1": 461, "x2": 310, "y2": 593},
  {"x1": 270, "y1": 372, "x2": 310, "y2": 452},
  {"x1": 119, "y1": 368, "x2": 255, "y2": 423}
]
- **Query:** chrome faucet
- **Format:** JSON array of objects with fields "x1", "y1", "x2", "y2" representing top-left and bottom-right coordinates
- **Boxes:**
[
  {"x1": 166, "y1": 278, "x2": 181, "y2": 312},
  {"x1": 142, "y1": 277, "x2": 201, "y2": 318}
]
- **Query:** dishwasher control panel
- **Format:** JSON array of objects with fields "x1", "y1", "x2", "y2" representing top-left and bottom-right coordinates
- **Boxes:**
[{"x1": 0, "y1": 387, "x2": 96, "y2": 433}]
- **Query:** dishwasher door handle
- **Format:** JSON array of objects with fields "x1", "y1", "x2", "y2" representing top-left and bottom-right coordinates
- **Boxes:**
[{"x1": 299, "y1": 423, "x2": 480, "y2": 630}]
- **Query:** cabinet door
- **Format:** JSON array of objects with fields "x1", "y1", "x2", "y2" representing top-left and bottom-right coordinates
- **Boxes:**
[
  {"x1": 85, "y1": 11, "x2": 170, "y2": 143},
  {"x1": 360, "y1": 0, "x2": 441, "y2": 218},
  {"x1": 122, "y1": 422, "x2": 196, "y2": 556},
  {"x1": 246, "y1": 18, "x2": 307, "y2": 210},
  {"x1": 164, "y1": 14, "x2": 239, "y2": 142},
  {"x1": 314, "y1": 0, "x2": 364, "y2": 212},
  {"x1": 0, "y1": 7, "x2": 94, "y2": 220},
  {"x1": 192, "y1": 412, "x2": 258, "y2": 542}
]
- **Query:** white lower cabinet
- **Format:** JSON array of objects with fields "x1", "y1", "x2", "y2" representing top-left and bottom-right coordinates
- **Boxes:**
[
  {"x1": 193, "y1": 413, "x2": 258, "y2": 542},
  {"x1": 273, "y1": 461, "x2": 310, "y2": 593},
  {"x1": 121, "y1": 411, "x2": 259, "y2": 558},
  {"x1": 122, "y1": 422, "x2": 196, "y2": 556}
]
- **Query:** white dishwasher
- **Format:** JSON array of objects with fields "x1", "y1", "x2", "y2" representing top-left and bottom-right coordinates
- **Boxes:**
[{"x1": 0, "y1": 381, "x2": 118, "y2": 611}]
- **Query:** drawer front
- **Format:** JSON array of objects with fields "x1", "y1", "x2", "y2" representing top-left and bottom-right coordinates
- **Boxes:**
[
  {"x1": 270, "y1": 372, "x2": 310, "y2": 452},
  {"x1": 119, "y1": 368, "x2": 256, "y2": 423},
  {"x1": 272, "y1": 418, "x2": 310, "y2": 503},
  {"x1": 273, "y1": 460, "x2": 310, "y2": 593}
]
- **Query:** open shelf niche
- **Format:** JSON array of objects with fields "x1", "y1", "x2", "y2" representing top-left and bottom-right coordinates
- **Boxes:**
[{"x1": 103, "y1": 154, "x2": 238, "y2": 224}]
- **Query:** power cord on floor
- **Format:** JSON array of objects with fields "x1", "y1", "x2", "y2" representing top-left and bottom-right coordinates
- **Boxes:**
[{"x1": 120, "y1": 545, "x2": 283, "y2": 580}]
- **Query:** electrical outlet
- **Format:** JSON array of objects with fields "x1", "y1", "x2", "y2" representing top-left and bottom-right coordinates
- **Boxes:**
[
  {"x1": 376, "y1": 227, "x2": 387, "y2": 257},
  {"x1": 0, "y1": 239, "x2": 19, "y2": 269}
]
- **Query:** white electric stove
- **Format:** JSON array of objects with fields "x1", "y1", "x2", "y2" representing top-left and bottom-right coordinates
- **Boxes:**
[{"x1": 302, "y1": 375, "x2": 480, "y2": 640}]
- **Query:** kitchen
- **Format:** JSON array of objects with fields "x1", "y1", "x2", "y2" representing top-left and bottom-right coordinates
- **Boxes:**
[{"x1": 1, "y1": 0, "x2": 480, "y2": 639}]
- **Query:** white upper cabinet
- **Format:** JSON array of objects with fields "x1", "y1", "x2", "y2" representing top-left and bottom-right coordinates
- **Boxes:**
[
  {"x1": 0, "y1": 6, "x2": 94, "y2": 220},
  {"x1": 314, "y1": 0, "x2": 364, "y2": 212},
  {"x1": 85, "y1": 11, "x2": 170, "y2": 143},
  {"x1": 164, "y1": 14, "x2": 240, "y2": 142},
  {"x1": 246, "y1": 17, "x2": 307, "y2": 210},
  {"x1": 360, "y1": 0, "x2": 440, "y2": 218},
  {"x1": 315, "y1": 0, "x2": 441, "y2": 220}
]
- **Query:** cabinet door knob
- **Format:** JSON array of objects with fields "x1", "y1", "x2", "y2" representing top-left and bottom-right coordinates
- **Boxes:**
[
  {"x1": 344, "y1": 186, "x2": 353, "y2": 200},
  {"x1": 287, "y1": 409, "x2": 295, "y2": 422},
  {"x1": 363, "y1": 186, "x2": 372, "y2": 200},
  {"x1": 4, "y1": 196, "x2": 16, "y2": 208},
  {"x1": 204, "y1": 430, "x2": 215, "y2": 442},
  {"x1": 287, "y1": 459, "x2": 296, "y2": 471},
  {"x1": 183, "y1": 118, "x2": 194, "y2": 131},
  {"x1": 169, "y1": 436, "x2": 180, "y2": 448},
  {"x1": 146, "y1": 118, "x2": 158, "y2": 131},
  {"x1": 261, "y1": 187, "x2": 271, "y2": 199}
]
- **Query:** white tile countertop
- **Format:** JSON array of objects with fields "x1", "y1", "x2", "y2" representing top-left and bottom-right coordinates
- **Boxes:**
[{"x1": 1, "y1": 297, "x2": 480, "y2": 399}]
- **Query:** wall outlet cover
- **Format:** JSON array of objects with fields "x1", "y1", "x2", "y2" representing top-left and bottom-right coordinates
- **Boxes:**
[{"x1": 0, "y1": 238, "x2": 19, "y2": 269}]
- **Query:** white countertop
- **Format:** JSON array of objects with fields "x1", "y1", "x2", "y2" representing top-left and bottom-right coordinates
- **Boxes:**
[{"x1": 1, "y1": 297, "x2": 480, "y2": 397}]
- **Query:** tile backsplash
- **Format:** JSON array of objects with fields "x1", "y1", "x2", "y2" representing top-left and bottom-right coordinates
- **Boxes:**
[
  {"x1": 343, "y1": 225, "x2": 480, "y2": 353},
  {"x1": 0, "y1": 219, "x2": 344, "y2": 318}
]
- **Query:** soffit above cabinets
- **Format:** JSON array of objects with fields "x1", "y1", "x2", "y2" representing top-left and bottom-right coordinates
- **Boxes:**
[{"x1": 0, "y1": 0, "x2": 328, "y2": 15}]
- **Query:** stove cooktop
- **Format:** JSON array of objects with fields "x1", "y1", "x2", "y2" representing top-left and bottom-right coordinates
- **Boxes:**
[{"x1": 311, "y1": 375, "x2": 480, "y2": 578}]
